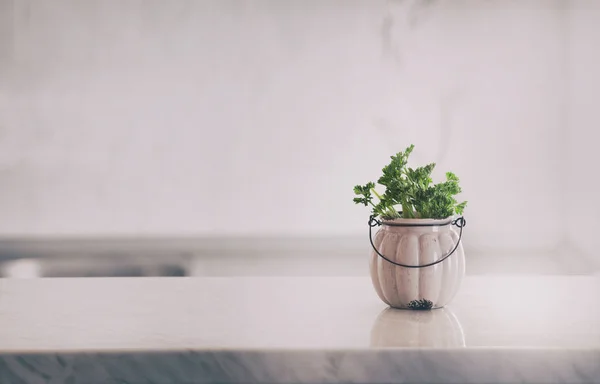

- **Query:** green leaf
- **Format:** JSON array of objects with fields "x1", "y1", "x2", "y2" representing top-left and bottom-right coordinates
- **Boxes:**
[
  {"x1": 446, "y1": 172, "x2": 459, "y2": 182},
  {"x1": 455, "y1": 201, "x2": 468, "y2": 215}
]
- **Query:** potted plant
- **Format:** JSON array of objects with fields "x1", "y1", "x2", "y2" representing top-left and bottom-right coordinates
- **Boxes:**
[{"x1": 353, "y1": 144, "x2": 467, "y2": 310}]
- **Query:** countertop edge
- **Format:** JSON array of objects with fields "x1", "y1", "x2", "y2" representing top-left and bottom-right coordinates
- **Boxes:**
[{"x1": 1, "y1": 348, "x2": 598, "y2": 384}]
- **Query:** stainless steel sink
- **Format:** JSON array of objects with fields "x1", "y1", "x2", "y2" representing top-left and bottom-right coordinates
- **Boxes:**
[
  {"x1": 0, "y1": 254, "x2": 191, "y2": 277},
  {"x1": 0, "y1": 238, "x2": 197, "y2": 277}
]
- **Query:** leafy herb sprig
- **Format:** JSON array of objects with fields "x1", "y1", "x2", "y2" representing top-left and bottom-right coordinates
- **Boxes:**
[{"x1": 353, "y1": 144, "x2": 467, "y2": 220}]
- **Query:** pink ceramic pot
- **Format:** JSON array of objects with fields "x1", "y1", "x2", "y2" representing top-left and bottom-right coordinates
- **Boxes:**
[{"x1": 369, "y1": 217, "x2": 465, "y2": 309}]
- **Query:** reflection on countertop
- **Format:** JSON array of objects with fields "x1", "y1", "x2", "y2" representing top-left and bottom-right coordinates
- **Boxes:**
[{"x1": 370, "y1": 307, "x2": 465, "y2": 348}]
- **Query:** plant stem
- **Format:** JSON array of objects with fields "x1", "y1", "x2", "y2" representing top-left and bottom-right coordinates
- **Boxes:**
[
  {"x1": 371, "y1": 188, "x2": 384, "y2": 201},
  {"x1": 402, "y1": 202, "x2": 414, "y2": 218}
]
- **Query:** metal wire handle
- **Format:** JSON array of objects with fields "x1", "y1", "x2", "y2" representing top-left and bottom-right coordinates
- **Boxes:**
[{"x1": 368, "y1": 215, "x2": 466, "y2": 269}]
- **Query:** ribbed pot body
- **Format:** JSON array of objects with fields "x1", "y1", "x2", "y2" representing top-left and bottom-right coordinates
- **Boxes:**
[{"x1": 369, "y1": 217, "x2": 465, "y2": 309}]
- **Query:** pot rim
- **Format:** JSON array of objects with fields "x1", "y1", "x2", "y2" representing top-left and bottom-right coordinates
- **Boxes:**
[{"x1": 380, "y1": 216, "x2": 454, "y2": 227}]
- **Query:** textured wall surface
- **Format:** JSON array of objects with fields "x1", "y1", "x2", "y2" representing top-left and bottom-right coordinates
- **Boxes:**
[
  {"x1": 0, "y1": 1, "x2": 589, "y2": 254},
  {"x1": 565, "y1": 3, "x2": 600, "y2": 262}
]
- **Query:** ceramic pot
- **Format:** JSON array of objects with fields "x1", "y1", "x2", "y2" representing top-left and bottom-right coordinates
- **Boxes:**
[{"x1": 369, "y1": 217, "x2": 465, "y2": 309}]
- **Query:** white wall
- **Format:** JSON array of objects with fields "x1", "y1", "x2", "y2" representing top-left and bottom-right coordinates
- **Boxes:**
[
  {"x1": 0, "y1": 1, "x2": 569, "y2": 252},
  {"x1": 566, "y1": 2, "x2": 600, "y2": 264}
]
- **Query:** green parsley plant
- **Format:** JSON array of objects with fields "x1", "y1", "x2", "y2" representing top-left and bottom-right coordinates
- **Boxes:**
[{"x1": 353, "y1": 144, "x2": 467, "y2": 220}]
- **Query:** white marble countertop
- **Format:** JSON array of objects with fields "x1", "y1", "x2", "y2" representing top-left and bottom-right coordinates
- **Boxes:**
[{"x1": 0, "y1": 275, "x2": 599, "y2": 383}]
